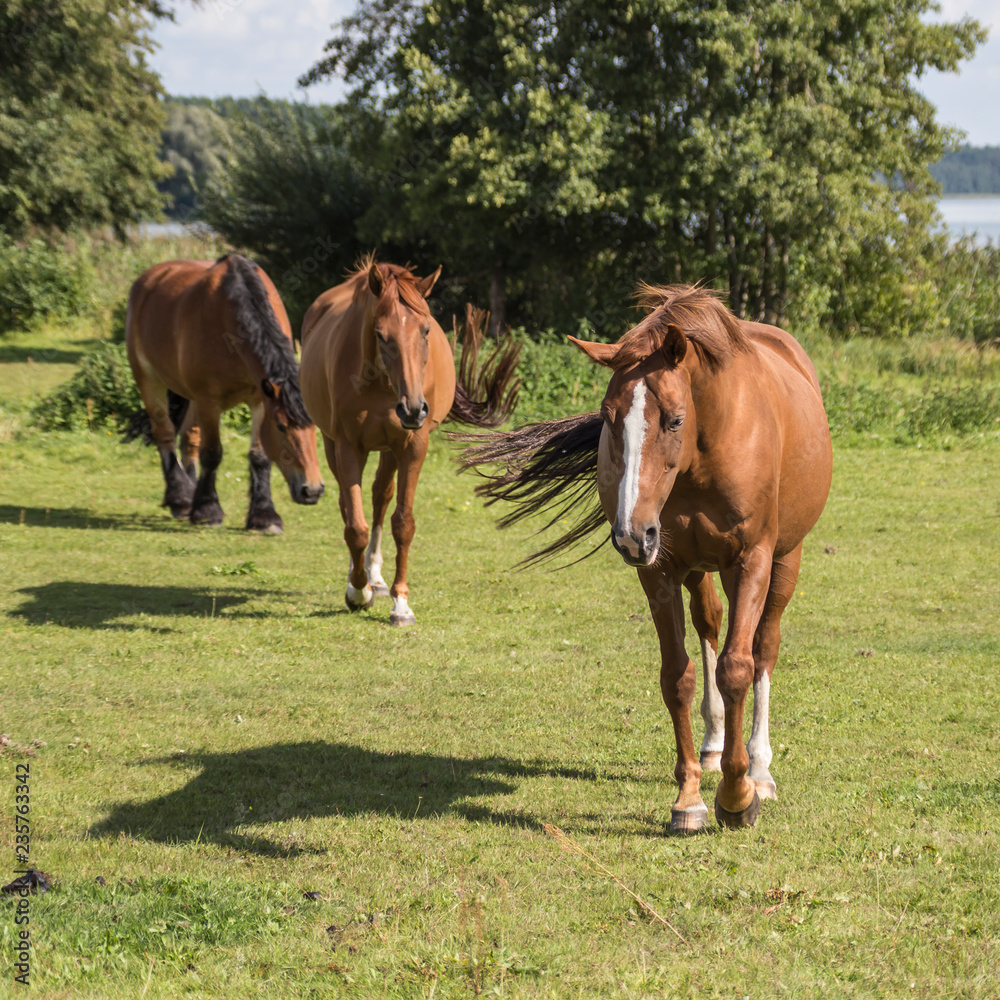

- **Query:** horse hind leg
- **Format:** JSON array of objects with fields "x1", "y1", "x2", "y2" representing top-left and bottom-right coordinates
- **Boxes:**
[
  {"x1": 686, "y1": 572, "x2": 725, "y2": 773},
  {"x1": 747, "y1": 544, "x2": 803, "y2": 802},
  {"x1": 136, "y1": 378, "x2": 193, "y2": 518},
  {"x1": 365, "y1": 452, "x2": 397, "y2": 597}
]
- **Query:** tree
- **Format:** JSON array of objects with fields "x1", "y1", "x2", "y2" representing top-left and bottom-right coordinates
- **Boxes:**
[
  {"x1": 0, "y1": 0, "x2": 173, "y2": 238},
  {"x1": 159, "y1": 101, "x2": 230, "y2": 219},
  {"x1": 199, "y1": 99, "x2": 377, "y2": 328},
  {"x1": 303, "y1": 0, "x2": 985, "y2": 335}
]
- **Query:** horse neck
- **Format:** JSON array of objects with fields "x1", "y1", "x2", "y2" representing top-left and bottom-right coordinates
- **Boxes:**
[{"x1": 227, "y1": 328, "x2": 269, "y2": 388}]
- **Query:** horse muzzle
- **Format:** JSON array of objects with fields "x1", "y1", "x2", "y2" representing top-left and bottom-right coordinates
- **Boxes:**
[
  {"x1": 612, "y1": 521, "x2": 659, "y2": 567},
  {"x1": 287, "y1": 474, "x2": 325, "y2": 505},
  {"x1": 396, "y1": 399, "x2": 429, "y2": 430}
]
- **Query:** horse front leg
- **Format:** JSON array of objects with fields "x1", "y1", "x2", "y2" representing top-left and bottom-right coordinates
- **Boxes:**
[
  {"x1": 714, "y1": 546, "x2": 773, "y2": 828},
  {"x1": 638, "y1": 567, "x2": 707, "y2": 834},
  {"x1": 685, "y1": 571, "x2": 725, "y2": 773},
  {"x1": 327, "y1": 435, "x2": 372, "y2": 610},
  {"x1": 189, "y1": 403, "x2": 225, "y2": 526},
  {"x1": 365, "y1": 452, "x2": 398, "y2": 597},
  {"x1": 387, "y1": 433, "x2": 428, "y2": 626},
  {"x1": 245, "y1": 402, "x2": 283, "y2": 534}
]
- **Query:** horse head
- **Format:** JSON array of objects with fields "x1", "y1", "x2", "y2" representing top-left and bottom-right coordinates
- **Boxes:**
[
  {"x1": 569, "y1": 322, "x2": 696, "y2": 567},
  {"x1": 259, "y1": 378, "x2": 325, "y2": 505},
  {"x1": 367, "y1": 261, "x2": 442, "y2": 430}
]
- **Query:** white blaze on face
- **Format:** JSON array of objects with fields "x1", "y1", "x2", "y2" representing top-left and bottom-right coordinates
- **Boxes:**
[{"x1": 617, "y1": 380, "x2": 648, "y2": 537}]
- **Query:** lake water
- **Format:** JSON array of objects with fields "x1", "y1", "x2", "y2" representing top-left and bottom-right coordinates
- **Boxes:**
[{"x1": 937, "y1": 196, "x2": 1000, "y2": 244}]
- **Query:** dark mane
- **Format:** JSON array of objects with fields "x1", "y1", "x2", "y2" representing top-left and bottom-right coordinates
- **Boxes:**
[
  {"x1": 351, "y1": 253, "x2": 432, "y2": 319},
  {"x1": 614, "y1": 284, "x2": 751, "y2": 373},
  {"x1": 219, "y1": 254, "x2": 311, "y2": 427}
]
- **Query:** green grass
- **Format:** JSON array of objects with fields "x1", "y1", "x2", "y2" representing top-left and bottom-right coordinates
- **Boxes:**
[{"x1": 1, "y1": 322, "x2": 999, "y2": 998}]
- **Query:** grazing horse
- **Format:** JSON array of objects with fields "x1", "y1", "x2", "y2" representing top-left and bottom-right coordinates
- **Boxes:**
[
  {"x1": 125, "y1": 255, "x2": 324, "y2": 531},
  {"x1": 461, "y1": 285, "x2": 832, "y2": 832},
  {"x1": 300, "y1": 259, "x2": 519, "y2": 626}
]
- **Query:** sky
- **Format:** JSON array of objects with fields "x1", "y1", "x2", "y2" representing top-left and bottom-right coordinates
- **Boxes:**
[{"x1": 150, "y1": 0, "x2": 1000, "y2": 146}]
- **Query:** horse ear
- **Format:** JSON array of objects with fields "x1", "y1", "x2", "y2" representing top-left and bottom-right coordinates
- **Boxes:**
[
  {"x1": 661, "y1": 324, "x2": 687, "y2": 368},
  {"x1": 368, "y1": 262, "x2": 385, "y2": 297},
  {"x1": 568, "y1": 336, "x2": 620, "y2": 367},
  {"x1": 416, "y1": 265, "x2": 442, "y2": 299},
  {"x1": 261, "y1": 378, "x2": 279, "y2": 400}
]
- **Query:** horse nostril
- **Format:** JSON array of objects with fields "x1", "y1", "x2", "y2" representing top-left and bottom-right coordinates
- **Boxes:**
[
  {"x1": 419, "y1": 401, "x2": 429, "y2": 419},
  {"x1": 645, "y1": 526, "x2": 659, "y2": 549}
]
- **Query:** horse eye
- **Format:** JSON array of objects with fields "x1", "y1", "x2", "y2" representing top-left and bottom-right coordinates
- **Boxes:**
[
  {"x1": 276, "y1": 421, "x2": 288, "y2": 435},
  {"x1": 667, "y1": 415, "x2": 684, "y2": 431},
  {"x1": 420, "y1": 325, "x2": 430, "y2": 338}
]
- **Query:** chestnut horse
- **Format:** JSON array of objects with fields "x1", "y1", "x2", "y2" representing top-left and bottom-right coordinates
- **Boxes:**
[
  {"x1": 300, "y1": 258, "x2": 519, "y2": 626},
  {"x1": 461, "y1": 285, "x2": 832, "y2": 832},
  {"x1": 126, "y1": 255, "x2": 324, "y2": 531}
]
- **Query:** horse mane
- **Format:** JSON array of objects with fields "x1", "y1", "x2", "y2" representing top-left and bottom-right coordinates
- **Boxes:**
[
  {"x1": 614, "y1": 284, "x2": 751, "y2": 373},
  {"x1": 350, "y1": 253, "x2": 432, "y2": 319},
  {"x1": 219, "y1": 254, "x2": 311, "y2": 427}
]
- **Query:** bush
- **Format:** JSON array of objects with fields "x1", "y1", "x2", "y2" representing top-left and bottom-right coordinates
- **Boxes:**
[
  {"x1": 32, "y1": 342, "x2": 141, "y2": 431},
  {"x1": 32, "y1": 340, "x2": 253, "y2": 436},
  {"x1": 0, "y1": 235, "x2": 97, "y2": 333}
]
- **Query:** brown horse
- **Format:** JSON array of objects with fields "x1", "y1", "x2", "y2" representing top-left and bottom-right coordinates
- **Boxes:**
[
  {"x1": 300, "y1": 258, "x2": 519, "y2": 626},
  {"x1": 126, "y1": 255, "x2": 324, "y2": 531},
  {"x1": 461, "y1": 285, "x2": 832, "y2": 832}
]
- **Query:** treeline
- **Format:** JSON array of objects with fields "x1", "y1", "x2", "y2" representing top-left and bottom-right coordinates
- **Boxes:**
[
  {"x1": 2, "y1": 1, "x2": 995, "y2": 343},
  {"x1": 159, "y1": 0, "x2": 988, "y2": 341},
  {"x1": 930, "y1": 146, "x2": 1000, "y2": 195}
]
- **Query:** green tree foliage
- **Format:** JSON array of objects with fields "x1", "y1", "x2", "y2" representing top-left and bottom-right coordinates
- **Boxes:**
[
  {"x1": 199, "y1": 99, "x2": 376, "y2": 328},
  {"x1": 931, "y1": 145, "x2": 1000, "y2": 195},
  {"x1": 0, "y1": 0, "x2": 174, "y2": 239},
  {"x1": 159, "y1": 101, "x2": 230, "y2": 219},
  {"x1": 303, "y1": 0, "x2": 985, "y2": 336}
]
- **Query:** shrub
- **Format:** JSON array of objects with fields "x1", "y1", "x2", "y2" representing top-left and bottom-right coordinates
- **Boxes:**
[
  {"x1": 32, "y1": 342, "x2": 141, "y2": 431},
  {"x1": 0, "y1": 235, "x2": 97, "y2": 333}
]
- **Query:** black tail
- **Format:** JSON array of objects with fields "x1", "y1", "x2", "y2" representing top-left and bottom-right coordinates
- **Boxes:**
[
  {"x1": 122, "y1": 391, "x2": 190, "y2": 445},
  {"x1": 447, "y1": 304, "x2": 521, "y2": 428},
  {"x1": 456, "y1": 410, "x2": 607, "y2": 566}
]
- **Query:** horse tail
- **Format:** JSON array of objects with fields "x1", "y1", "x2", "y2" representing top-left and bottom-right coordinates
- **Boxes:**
[
  {"x1": 447, "y1": 304, "x2": 521, "y2": 429},
  {"x1": 122, "y1": 391, "x2": 190, "y2": 445},
  {"x1": 455, "y1": 410, "x2": 607, "y2": 566}
]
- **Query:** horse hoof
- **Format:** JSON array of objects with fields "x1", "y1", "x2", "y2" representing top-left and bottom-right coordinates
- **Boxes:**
[
  {"x1": 260, "y1": 523, "x2": 284, "y2": 536},
  {"x1": 191, "y1": 515, "x2": 224, "y2": 527},
  {"x1": 670, "y1": 802, "x2": 709, "y2": 835},
  {"x1": 699, "y1": 751, "x2": 722, "y2": 772},
  {"x1": 714, "y1": 790, "x2": 761, "y2": 829},
  {"x1": 750, "y1": 772, "x2": 777, "y2": 801},
  {"x1": 390, "y1": 611, "x2": 416, "y2": 627},
  {"x1": 345, "y1": 586, "x2": 374, "y2": 611},
  {"x1": 169, "y1": 505, "x2": 192, "y2": 520},
  {"x1": 370, "y1": 582, "x2": 390, "y2": 597}
]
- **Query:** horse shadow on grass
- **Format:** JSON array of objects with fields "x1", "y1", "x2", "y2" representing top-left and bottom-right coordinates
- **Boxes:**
[
  {"x1": 87, "y1": 741, "x2": 664, "y2": 852},
  {"x1": 10, "y1": 580, "x2": 280, "y2": 631},
  {"x1": 0, "y1": 505, "x2": 192, "y2": 532}
]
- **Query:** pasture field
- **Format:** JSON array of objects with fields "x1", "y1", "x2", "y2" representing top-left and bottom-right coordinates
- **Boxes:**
[{"x1": 1, "y1": 320, "x2": 999, "y2": 999}]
